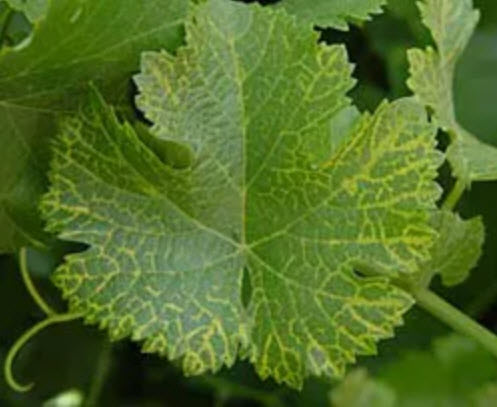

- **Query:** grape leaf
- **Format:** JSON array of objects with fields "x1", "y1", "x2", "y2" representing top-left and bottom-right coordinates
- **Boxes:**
[
  {"x1": 0, "y1": 0, "x2": 188, "y2": 253},
  {"x1": 446, "y1": 128, "x2": 497, "y2": 183},
  {"x1": 424, "y1": 211, "x2": 484, "y2": 287},
  {"x1": 330, "y1": 368, "x2": 396, "y2": 407},
  {"x1": 42, "y1": 0, "x2": 442, "y2": 388},
  {"x1": 407, "y1": 0, "x2": 497, "y2": 184},
  {"x1": 276, "y1": 0, "x2": 386, "y2": 30},
  {"x1": 5, "y1": 0, "x2": 47, "y2": 22}
]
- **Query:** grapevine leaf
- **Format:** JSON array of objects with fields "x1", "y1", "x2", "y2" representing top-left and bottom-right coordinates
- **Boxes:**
[
  {"x1": 329, "y1": 368, "x2": 396, "y2": 407},
  {"x1": 0, "y1": 0, "x2": 188, "y2": 253},
  {"x1": 5, "y1": 0, "x2": 47, "y2": 22},
  {"x1": 407, "y1": 0, "x2": 497, "y2": 184},
  {"x1": 425, "y1": 211, "x2": 484, "y2": 287},
  {"x1": 446, "y1": 128, "x2": 497, "y2": 183},
  {"x1": 276, "y1": 0, "x2": 386, "y2": 30},
  {"x1": 42, "y1": 0, "x2": 442, "y2": 388}
]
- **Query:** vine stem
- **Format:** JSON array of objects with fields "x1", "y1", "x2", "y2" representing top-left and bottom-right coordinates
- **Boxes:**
[
  {"x1": 18, "y1": 248, "x2": 56, "y2": 316},
  {"x1": 4, "y1": 248, "x2": 84, "y2": 392},
  {"x1": 413, "y1": 288, "x2": 497, "y2": 357},
  {"x1": 200, "y1": 376, "x2": 284, "y2": 407},
  {"x1": 4, "y1": 312, "x2": 83, "y2": 392},
  {"x1": 442, "y1": 178, "x2": 466, "y2": 211},
  {"x1": 85, "y1": 341, "x2": 113, "y2": 407}
]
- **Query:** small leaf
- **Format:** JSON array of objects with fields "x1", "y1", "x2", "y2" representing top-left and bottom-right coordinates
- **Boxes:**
[
  {"x1": 425, "y1": 211, "x2": 484, "y2": 287},
  {"x1": 407, "y1": 0, "x2": 497, "y2": 184},
  {"x1": 330, "y1": 368, "x2": 396, "y2": 407},
  {"x1": 447, "y1": 127, "x2": 497, "y2": 182},
  {"x1": 276, "y1": 0, "x2": 387, "y2": 30},
  {"x1": 43, "y1": 0, "x2": 442, "y2": 389},
  {"x1": 0, "y1": 2, "x2": 32, "y2": 47},
  {"x1": 5, "y1": 0, "x2": 47, "y2": 22},
  {"x1": 43, "y1": 388, "x2": 83, "y2": 407}
]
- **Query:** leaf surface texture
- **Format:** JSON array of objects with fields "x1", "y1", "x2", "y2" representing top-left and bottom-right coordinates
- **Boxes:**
[
  {"x1": 277, "y1": 0, "x2": 386, "y2": 30},
  {"x1": 43, "y1": 0, "x2": 443, "y2": 388}
]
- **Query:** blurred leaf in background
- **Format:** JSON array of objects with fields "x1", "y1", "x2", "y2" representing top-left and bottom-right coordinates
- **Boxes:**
[
  {"x1": 331, "y1": 335, "x2": 497, "y2": 407},
  {"x1": 330, "y1": 369, "x2": 396, "y2": 407},
  {"x1": 0, "y1": 1, "x2": 32, "y2": 47}
]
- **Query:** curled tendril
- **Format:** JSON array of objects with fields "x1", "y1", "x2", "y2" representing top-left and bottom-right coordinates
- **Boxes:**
[
  {"x1": 3, "y1": 248, "x2": 84, "y2": 392},
  {"x1": 18, "y1": 247, "x2": 56, "y2": 317},
  {"x1": 4, "y1": 313, "x2": 84, "y2": 392}
]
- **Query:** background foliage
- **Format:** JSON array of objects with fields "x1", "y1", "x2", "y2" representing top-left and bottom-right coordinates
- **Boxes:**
[{"x1": 1, "y1": 0, "x2": 497, "y2": 405}]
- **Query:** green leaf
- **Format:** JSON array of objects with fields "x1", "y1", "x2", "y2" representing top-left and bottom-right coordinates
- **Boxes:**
[
  {"x1": 5, "y1": 0, "x2": 47, "y2": 22},
  {"x1": 407, "y1": 0, "x2": 497, "y2": 184},
  {"x1": 455, "y1": 30, "x2": 497, "y2": 143},
  {"x1": 379, "y1": 334, "x2": 497, "y2": 407},
  {"x1": 276, "y1": 0, "x2": 386, "y2": 30},
  {"x1": 42, "y1": 0, "x2": 442, "y2": 389},
  {"x1": 336, "y1": 335, "x2": 497, "y2": 407},
  {"x1": 446, "y1": 128, "x2": 497, "y2": 182},
  {"x1": 42, "y1": 389, "x2": 83, "y2": 407},
  {"x1": 0, "y1": 125, "x2": 50, "y2": 252},
  {"x1": 0, "y1": 2, "x2": 32, "y2": 47},
  {"x1": 472, "y1": 383, "x2": 497, "y2": 407},
  {"x1": 0, "y1": 0, "x2": 188, "y2": 253},
  {"x1": 330, "y1": 368, "x2": 396, "y2": 407},
  {"x1": 424, "y1": 211, "x2": 484, "y2": 287}
]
